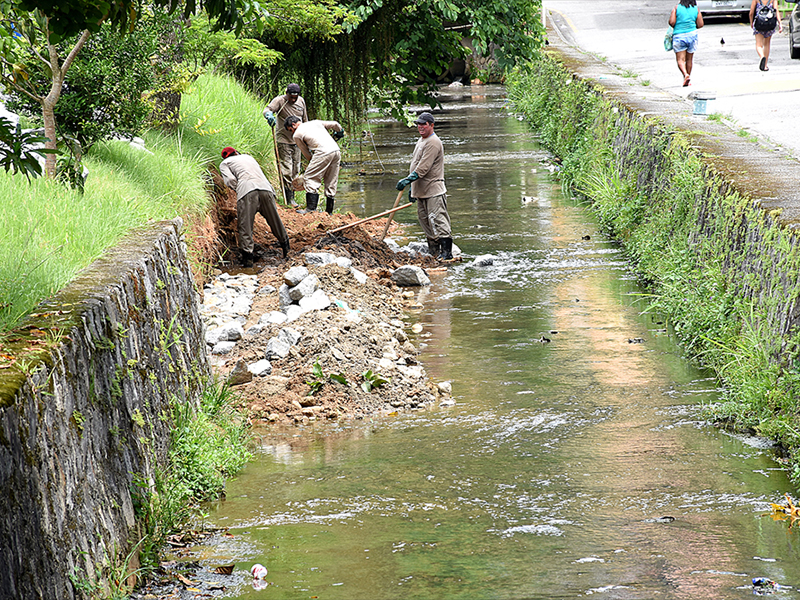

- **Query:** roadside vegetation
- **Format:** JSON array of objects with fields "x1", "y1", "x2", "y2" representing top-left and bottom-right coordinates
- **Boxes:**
[{"x1": 508, "y1": 56, "x2": 800, "y2": 484}]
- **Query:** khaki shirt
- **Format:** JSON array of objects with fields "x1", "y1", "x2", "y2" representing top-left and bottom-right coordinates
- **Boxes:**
[
  {"x1": 220, "y1": 154, "x2": 275, "y2": 200},
  {"x1": 293, "y1": 120, "x2": 343, "y2": 161},
  {"x1": 410, "y1": 133, "x2": 446, "y2": 198},
  {"x1": 267, "y1": 94, "x2": 308, "y2": 144}
]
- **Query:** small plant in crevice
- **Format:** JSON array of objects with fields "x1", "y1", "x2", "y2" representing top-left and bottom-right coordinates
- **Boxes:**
[
  {"x1": 306, "y1": 360, "x2": 348, "y2": 395},
  {"x1": 361, "y1": 369, "x2": 389, "y2": 393}
]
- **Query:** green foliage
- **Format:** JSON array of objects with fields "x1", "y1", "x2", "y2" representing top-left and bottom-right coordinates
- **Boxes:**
[
  {"x1": 168, "y1": 381, "x2": 251, "y2": 500},
  {"x1": 361, "y1": 369, "x2": 388, "y2": 392},
  {"x1": 0, "y1": 116, "x2": 54, "y2": 180},
  {"x1": 508, "y1": 54, "x2": 800, "y2": 483},
  {"x1": 307, "y1": 360, "x2": 325, "y2": 395},
  {"x1": 6, "y1": 15, "x2": 174, "y2": 151}
]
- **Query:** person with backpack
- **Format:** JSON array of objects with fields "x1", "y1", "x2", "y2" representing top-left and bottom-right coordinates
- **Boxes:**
[
  {"x1": 668, "y1": 0, "x2": 704, "y2": 87},
  {"x1": 750, "y1": 0, "x2": 782, "y2": 71}
]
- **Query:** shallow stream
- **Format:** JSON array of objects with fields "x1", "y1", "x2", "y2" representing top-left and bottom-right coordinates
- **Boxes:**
[{"x1": 201, "y1": 86, "x2": 800, "y2": 599}]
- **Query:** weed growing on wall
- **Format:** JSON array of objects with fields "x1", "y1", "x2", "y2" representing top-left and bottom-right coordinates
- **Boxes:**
[
  {"x1": 132, "y1": 379, "x2": 251, "y2": 576},
  {"x1": 508, "y1": 55, "x2": 800, "y2": 483}
]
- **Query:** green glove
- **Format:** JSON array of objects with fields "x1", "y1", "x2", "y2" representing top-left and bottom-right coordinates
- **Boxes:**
[
  {"x1": 396, "y1": 171, "x2": 419, "y2": 191},
  {"x1": 263, "y1": 109, "x2": 276, "y2": 127},
  {"x1": 332, "y1": 129, "x2": 345, "y2": 141}
]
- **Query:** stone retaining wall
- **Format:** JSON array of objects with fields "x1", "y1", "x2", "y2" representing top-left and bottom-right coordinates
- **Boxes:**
[
  {"x1": 508, "y1": 22, "x2": 800, "y2": 454},
  {"x1": 0, "y1": 219, "x2": 209, "y2": 599}
]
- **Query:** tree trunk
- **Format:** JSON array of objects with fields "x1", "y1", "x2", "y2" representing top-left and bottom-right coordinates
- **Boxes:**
[{"x1": 41, "y1": 24, "x2": 92, "y2": 178}]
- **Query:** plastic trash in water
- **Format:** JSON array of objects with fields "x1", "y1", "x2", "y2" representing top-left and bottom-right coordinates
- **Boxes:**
[
  {"x1": 752, "y1": 577, "x2": 776, "y2": 588},
  {"x1": 251, "y1": 563, "x2": 268, "y2": 579}
]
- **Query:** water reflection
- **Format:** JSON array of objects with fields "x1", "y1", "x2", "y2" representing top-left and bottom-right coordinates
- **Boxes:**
[{"x1": 200, "y1": 86, "x2": 800, "y2": 599}]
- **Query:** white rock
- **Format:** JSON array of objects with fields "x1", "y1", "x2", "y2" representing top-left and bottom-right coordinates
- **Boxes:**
[
  {"x1": 471, "y1": 254, "x2": 495, "y2": 267},
  {"x1": 288, "y1": 274, "x2": 320, "y2": 302},
  {"x1": 384, "y1": 238, "x2": 401, "y2": 251},
  {"x1": 259, "y1": 311, "x2": 288, "y2": 325},
  {"x1": 246, "y1": 324, "x2": 266, "y2": 336},
  {"x1": 211, "y1": 341, "x2": 236, "y2": 355},
  {"x1": 378, "y1": 358, "x2": 395, "y2": 371},
  {"x1": 438, "y1": 381, "x2": 453, "y2": 394},
  {"x1": 334, "y1": 256, "x2": 353, "y2": 268},
  {"x1": 304, "y1": 252, "x2": 337, "y2": 265},
  {"x1": 285, "y1": 305, "x2": 306, "y2": 322},
  {"x1": 350, "y1": 267, "x2": 368, "y2": 284},
  {"x1": 278, "y1": 284, "x2": 292, "y2": 309},
  {"x1": 299, "y1": 289, "x2": 331, "y2": 312},
  {"x1": 397, "y1": 365, "x2": 424, "y2": 379},
  {"x1": 265, "y1": 337, "x2": 291, "y2": 359},
  {"x1": 248, "y1": 359, "x2": 272, "y2": 377},
  {"x1": 278, "y1": 327, "x2": 302, "y2": 346},
  {"x1": 283, "y1": 265, "x2": 309, "y2": 287}
]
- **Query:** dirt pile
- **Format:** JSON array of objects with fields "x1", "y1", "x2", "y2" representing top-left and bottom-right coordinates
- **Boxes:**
[{"x1": 199, "y1": 177, "x2": 451, "y2": 425}]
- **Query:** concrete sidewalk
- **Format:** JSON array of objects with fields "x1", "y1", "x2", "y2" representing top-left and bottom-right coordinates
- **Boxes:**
[{"x1": 546, "y1": 3, "x2": 800, "y2": 161}]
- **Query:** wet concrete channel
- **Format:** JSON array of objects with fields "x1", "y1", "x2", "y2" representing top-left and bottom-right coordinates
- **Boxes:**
[{"x1": 195, "y1": 86, "x2": 800, "y2": 599}]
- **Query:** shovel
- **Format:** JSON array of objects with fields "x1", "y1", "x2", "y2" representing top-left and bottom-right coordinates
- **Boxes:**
[{"x1": 380, "y1": 190, "x2": 406, "y2": 241}]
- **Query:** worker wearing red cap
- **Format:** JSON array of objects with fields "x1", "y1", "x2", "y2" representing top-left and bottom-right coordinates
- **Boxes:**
[
  {"x1": 220, "y1": 147, "x2": 289, "y2": 266},
  {"x1": 263, "y1": 83, "x2": 308, "y2": 208}
]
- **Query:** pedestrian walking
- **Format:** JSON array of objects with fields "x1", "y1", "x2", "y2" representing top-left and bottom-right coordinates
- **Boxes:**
[
  {"x1": 669, "y1": 0, "x2": 704, "y2": 87},
  {"x1": 750, "y1": 0, "x2": 782, "y2": 71},
  {"x1": 219, "y1": 147, "x2": 290, "y2": 266},
  {"x1": 283, "y1": 116, "x2": 344, "y2": 215},
  {"x1": 263, "y1": 83, "x2": 308, "y2": 207},
  {"x1": 395, "y1": 112, "x2": 454, "y2": 260}
]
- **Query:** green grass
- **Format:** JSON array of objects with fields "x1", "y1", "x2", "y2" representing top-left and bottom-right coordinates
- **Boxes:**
[{"x1": 0, "y1": 71, "x2": 278, "y2": 335}]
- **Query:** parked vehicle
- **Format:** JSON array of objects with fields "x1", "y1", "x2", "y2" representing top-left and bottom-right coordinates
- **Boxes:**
[
  {"x1": 789, "y1": 0, "x2": 800, "y2": 59},
  {"x1": 697, "y1": 0, "x2": 750, "y2": 19}
]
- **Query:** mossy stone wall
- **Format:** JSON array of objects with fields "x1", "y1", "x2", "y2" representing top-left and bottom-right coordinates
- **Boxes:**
[{"x1": 0, "y1": 219, "x2": 209, "y2": 599}]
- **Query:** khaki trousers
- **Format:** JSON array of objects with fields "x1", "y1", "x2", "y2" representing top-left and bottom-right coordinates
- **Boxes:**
[
  {"x1": 277, "y1": 143, "x2": 301, "y2": 191},
  {"x1": 416, "y1": 194, "x2": 451, "y2": 240},
  {"x1": 237, "y1": 189, "x2": 288, "y2": 253},
  {"x1": 303, "y1": 150, "x2": 340, "y2": 198}
]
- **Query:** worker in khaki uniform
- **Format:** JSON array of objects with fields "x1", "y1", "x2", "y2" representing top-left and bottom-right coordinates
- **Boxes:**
[
  {"x1": 219, "y1": 146, "x2": 290, "y2": 266},
  {"x1": 263, "y1": 83, "x2": 308, "y2": 207},
  {"x1": 396, "y1": 112, "x2": 453, "y2": 260},
  {"x1": 284, "y1": 115, "x2": 344, "y2": 215}
]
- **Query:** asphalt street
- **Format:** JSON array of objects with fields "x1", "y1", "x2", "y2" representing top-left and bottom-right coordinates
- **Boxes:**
[{"x1": 545, "y1": 0, "x2": 800, "y2": 158}]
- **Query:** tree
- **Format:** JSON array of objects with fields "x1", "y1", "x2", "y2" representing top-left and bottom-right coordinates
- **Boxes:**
[{"x1": 0, "y1": 0, "x2": 274, "y2": 178}]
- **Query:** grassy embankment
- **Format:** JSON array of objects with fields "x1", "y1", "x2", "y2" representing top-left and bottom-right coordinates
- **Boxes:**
[
  {"x1": 0, "y1": 73, "x2": 271, "y2": 593},
  {"x1": 0, "y1": 72, "x2": 277, "y2": 335},
  {"x1": 507, "y1": 56, "x2": 800, "y2": 484}
]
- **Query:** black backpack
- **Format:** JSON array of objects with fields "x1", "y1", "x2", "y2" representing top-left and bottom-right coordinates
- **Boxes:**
[{"x1": 754, "y1": 3, "x2": 777, "y2": 32}]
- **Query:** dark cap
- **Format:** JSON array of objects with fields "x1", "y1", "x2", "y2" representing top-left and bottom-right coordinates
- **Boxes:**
[
  {"x1": 286, "y1": 83, "x2": 300, "y2": 95},
  {"x1": 221, "y1": 146, "x2": 237, "y2": 159},
  {"x1": 414, "y1": 112, "x2": 435, "y2": 125}
]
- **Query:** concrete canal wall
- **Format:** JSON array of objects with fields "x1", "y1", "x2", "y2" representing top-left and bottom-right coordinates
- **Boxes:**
[
  {"x1": 509, "y1": 26, "x2": 800, "y2": 456},
  {"x1": 0, "y1": 219, "x2": 209, "y2": 599}
]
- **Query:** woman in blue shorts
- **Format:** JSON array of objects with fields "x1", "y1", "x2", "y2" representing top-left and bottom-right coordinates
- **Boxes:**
[{"x1": 669, "y1": 0, "x2": 704, "y2": 87}]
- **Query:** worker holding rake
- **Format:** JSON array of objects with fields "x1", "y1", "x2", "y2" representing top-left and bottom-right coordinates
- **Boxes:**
[{"x1": 396, "y1": 112, "x2": 453, "y2": 260}]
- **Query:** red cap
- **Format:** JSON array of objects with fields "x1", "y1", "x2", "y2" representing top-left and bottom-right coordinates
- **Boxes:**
[{"x1": 221, "y1": 147, "x2": 237, "y2": 159}]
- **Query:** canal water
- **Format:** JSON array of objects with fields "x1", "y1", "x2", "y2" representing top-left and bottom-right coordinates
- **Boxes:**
[{"x1": 201, "y1": 86, "x2": 800, "y2": 598}]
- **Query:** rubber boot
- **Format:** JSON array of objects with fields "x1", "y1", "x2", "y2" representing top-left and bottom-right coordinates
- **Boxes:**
[
  {"x1": 280, "y1": 239, "x2": 290, "y2": 258},
  {"x1": 325, "y1": 197, "x2": 335, "y2": 215},
  {"x1": 241, "y1": 250, "x2": 254, "y2": 268},
  {"x1": 438, "y1": 238, "x2": 453, "y2": 261},
  {"x1": 299, "y1": 192, "x2": 319, "y2": 214},
  {"x1": 426, "y1": 239, "x2": 440, "y2": 258},
  {"x1": 284, "y1": 186, "x2": 298, "y2": 208}
]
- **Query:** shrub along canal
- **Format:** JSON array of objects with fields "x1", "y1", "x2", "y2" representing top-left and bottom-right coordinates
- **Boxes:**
[{"x1": 200, "y1": 87, "x2": 800, "y2": 598}]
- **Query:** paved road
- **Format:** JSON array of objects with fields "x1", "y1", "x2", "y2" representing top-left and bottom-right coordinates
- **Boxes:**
[{"x1": 545, "y1": 0, "x2": 800, "y2": 158}]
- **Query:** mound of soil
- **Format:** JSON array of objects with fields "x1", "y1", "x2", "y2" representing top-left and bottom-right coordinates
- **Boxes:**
[{"x1": 198, "y1": 172, "x2": 451, "y2": 426}]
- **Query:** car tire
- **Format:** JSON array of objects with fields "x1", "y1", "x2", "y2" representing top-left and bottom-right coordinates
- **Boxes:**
[{"x1": 792, "y1": 42, "x2": 800, "y2": 59}]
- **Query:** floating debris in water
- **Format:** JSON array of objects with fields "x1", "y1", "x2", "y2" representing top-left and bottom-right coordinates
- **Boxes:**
[{"x1": 628, "y1": 338, "x2": 645, "y2": 344}]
